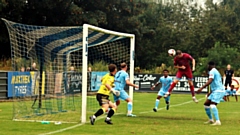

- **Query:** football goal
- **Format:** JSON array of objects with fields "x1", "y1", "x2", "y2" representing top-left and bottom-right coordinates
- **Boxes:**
[{"x1": 2, "y1": 18, "x2": 135, "y2": 123}]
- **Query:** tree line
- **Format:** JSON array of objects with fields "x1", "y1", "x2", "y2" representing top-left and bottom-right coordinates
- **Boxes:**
[{"x1": 1, "y1": 0, "x2": 240, "y2": 75}]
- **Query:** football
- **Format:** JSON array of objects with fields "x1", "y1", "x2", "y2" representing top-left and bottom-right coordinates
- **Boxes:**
[{"x1": 168, "y1": 49, "x2": 176, "y2": 56}]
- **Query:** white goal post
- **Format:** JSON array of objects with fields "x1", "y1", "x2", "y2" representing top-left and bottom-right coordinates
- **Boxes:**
[{"x1": 81, "y1": 24, "x2": 135, "y2": 123}]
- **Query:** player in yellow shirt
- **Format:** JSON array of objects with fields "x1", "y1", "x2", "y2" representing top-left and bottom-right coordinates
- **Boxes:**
[{"x1": 89, "y1": 64, "x2": 119, "y2": 125}]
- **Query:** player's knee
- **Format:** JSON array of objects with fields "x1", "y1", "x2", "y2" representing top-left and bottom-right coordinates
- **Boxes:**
[
  {"x1": 173, "y1": 80, "x2": 179, "y2": 83},
  {"x1": 188, "y1": 81, "x2": 194, "y2": 86},
  {"x1": 116, "y1": 100, "x2": 121, "y2": 106},
  {"x1": 204, "y1": 102, "x2": 210, "y2": 106},
  {"x1": 204, "y1": 100, "x2": 211, "y2": 106},
  {"x1": 125, "y1": 98, "x2": 132, "y2": 103},
  {"x1": 112, "y1": 107, "x2": 117, "y2": 112},
  {"x1": 101, "y1": 107, "x2": 108, "y2": 112}
]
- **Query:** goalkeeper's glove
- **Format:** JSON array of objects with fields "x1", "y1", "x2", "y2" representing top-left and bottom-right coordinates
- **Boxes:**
[{"x1": 111, "y1": 88, "x2": 120, "y2": 97}]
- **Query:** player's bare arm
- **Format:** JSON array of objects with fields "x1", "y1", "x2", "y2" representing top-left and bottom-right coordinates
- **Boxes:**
[
  {"x1": 192, "y1": 58, "x2": 195, "y2": 71},
  {"x1": 174, "y1": 65, "x2": 186, "y2": 69},
  {"x1": 151, "y1": 82, "x2": 160, "y2": 90},
  {"x1": 106, "y1": 81, "x2": 120, "y2": 96},
  {"x1": 126, "y1": 79, "x2": 139, "y2": 88},
  {"x1": 196, "y1": 78, "x2": 213, "y2": 94},
  {"x1": 105, "y1": 83, "x2": 113, "y2": 91}
]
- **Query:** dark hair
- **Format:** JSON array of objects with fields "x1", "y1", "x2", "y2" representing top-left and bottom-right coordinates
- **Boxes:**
[
  {"x1": 120, "y1": 62, "x2": 127, "y2": 69},
  {"x1": 108, "y1": 64, "x2": 117, "y2": 72},
  {"x1": 163, "y1": 69, "x2": 169, "y2": 73},
  {"x1": 176, "y1": 50, "x2": 182, "y2": 55},
  {"x1": 208, "y1": 61, "x2": 215, "y2": 66}
]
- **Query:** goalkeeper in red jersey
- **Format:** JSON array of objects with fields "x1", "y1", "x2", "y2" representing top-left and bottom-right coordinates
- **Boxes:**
[{"x1": 165, "y1": 50, "x2": 198, "y2": 103}]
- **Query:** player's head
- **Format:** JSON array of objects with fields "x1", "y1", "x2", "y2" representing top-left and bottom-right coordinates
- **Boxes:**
[
  {"x1": 208, "y1": 61, "x2": 215, "y2": 71},
  {"x1": 176, "y1": 50, "x2": 183, "y2": 58},
  {"x1": 227, "y1": 64, "x2": 231, "y2": 70},
  {"x1": 20, "y1": 66, "x2": 25, "y2": 72},
  {"x1": 70, "y1": 66, "x2": 74, "y2": 71},
  {"x1": 109, "y1": 64, "x2": 117, "y2": 75},
  {"x1": 163, "y1": 69, "x2": 169, "y2": 77},
  {"x1": 120, "y1": 62, "x2": 128, "y2": 71},
  {"x1": 230, "y1": 85, "x2": 235, "y2": 89},
  {"x1": 32, "y1": 62, "x2": 36, "y2": 68}
]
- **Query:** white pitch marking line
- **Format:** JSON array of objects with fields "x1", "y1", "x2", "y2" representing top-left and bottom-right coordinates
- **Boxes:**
[
  {"x1": 39, "y1": 97, "x2": 205, "y2": 135},
  {"x1": 140, "y1": 97, "x2": 205, "y2": 114}
]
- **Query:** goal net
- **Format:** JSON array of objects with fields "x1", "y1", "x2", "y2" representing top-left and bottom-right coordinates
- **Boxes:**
[{"x1": 2, "y1": 18, "x2": 135, "y2": 123}]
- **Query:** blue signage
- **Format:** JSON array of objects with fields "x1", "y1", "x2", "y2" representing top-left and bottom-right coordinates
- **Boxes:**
[
  {"x1": 90, "y1": 71, "x2": 108, "y2": 91},
  {"x1": 8, "y1": 72, "x2": 33, "y2": 97}
]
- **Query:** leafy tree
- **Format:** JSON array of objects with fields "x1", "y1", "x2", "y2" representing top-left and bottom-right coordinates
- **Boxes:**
[{"x1": 196, "y1": 42, "x2": 240, "y2": 75}]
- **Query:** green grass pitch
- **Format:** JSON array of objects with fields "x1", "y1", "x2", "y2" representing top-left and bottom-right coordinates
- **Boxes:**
[{"x1": 0, "y1": 93, "x2": 239, "y2": 135}]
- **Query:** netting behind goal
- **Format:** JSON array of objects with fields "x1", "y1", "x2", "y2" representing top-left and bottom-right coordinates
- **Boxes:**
[{"x1": 2, "y1": 18, "x2": 135, "y2": 123}]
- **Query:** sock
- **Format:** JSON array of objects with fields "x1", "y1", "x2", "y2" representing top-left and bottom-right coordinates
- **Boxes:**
[
  {"x1": 190, "y1": 85, "x2": 195, "y2": 97},
  {"x1": 210, "y1": 104, "x2": 220, "y2": 121},
  {"x1": 204, "y1": 105, "x2": 212, "y2": 120},
  {"x1": 107, "y1": 108, "x2": 116, "y2": 118},
  {"x1": 155, "y1": 99, "x2": 160, "y2": 109},
  {"x1": 168, "y1": 82, "x2": 177, "y2": 93},
  {"x1": 165, "y1": 96, "x2": 170, "y2": 104},
  {"x1": 94, "y1": 108, "x2": 104, "y2": 118},
  {"x1": 127, "y1": 102, "x2": 133, "y2": 114}
]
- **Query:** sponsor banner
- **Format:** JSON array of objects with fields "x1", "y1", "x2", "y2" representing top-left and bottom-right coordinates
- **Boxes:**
[
  {"x1": 223, "y1": 77, "x2": 240, "y2": 95},
  {"x1": 171, "y1": 76, "x2": 209, "y2": 92},
  {"x1": 8, "y1": 72, "x2": 32, "y2": 97},
  {"x1": 30, "y1": 71, "x2": 41, "y2": 95},
  {"x1": 65, "y1": 72, "x2": 82, "y2": 94},
  {"x1": 89, "y1": 72, "x2": 209, "y2": 92},
  {"x1": 90, "y1": 71, "x2": 108, "y2": 91},
  {"x1": 134, "y1": 74, "x2": 161, "y2": 91},
  {"x1": 134, "y1": 74, "x2": 209, "y2": 92}
]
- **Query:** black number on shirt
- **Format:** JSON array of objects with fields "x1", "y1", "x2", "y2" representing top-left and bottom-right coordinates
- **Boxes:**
[{"x1": 116, "y1": 72, "x2": 121, "y2": 79}]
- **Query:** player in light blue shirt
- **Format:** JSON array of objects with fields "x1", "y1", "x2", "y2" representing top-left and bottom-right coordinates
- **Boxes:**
[
  {"x1": 197, "y1": 61, "x2": 225, "y2": 126},
  {"x1": 225, "y1": 85, "x2": 238, "y2": 102},
  {"x1": 114, "y1": 62, "x2": 139, "y2": 117},
  {"x1": 151, "y1": 69, "x2": 173, "y2": 112}
]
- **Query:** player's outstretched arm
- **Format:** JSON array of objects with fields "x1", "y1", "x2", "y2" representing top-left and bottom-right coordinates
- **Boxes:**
[
  {"x1": 151, "y1": 82, "x2": 160, "y2": 90},
  {"x1": 174, "y1": 65, "x2": 186, "y2": 69},
  {"x1": 126, "y1": 79, "x2": 139, "y2": 88},
  {"x1": 105, "y1": 83, "x2": 120, "y2": 96},
  {"x1": 196, "y1": 78, "x2": 213, "y2": 94},
  {"x1": 192, "y1": 58, "x2": 196, "y2": 71}
]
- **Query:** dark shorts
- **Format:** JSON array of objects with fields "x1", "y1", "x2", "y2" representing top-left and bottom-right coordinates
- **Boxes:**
[
  {"x1": 96, "y1": 93, "x2": 110, "y2": 106},
  {"x1": 224, "y1": 79, "x2": 232, "y2": 87},
  {"x1": 176, "y1": 69, "x2": 193, "y2": 80}
]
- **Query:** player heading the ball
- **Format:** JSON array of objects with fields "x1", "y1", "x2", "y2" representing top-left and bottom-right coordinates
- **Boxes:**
[{"x1": 165, "y1": 50, "x2": 198, "y2": 103}]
